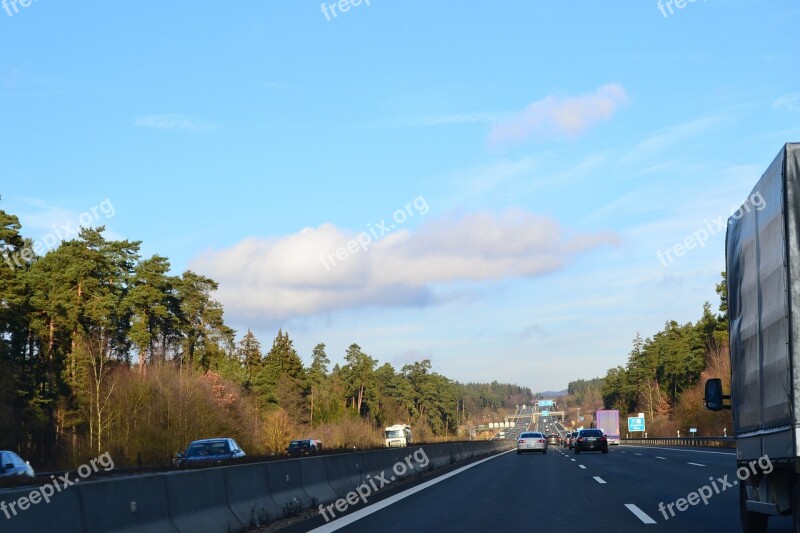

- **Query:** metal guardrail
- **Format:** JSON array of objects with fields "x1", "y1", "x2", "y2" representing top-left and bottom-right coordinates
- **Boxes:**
[{"x1": 621, "y1": 437, "x2": 735, "y2": 449}]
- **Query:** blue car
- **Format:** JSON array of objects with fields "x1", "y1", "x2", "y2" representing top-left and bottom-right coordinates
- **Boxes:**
[
  {"x1": 175, "y1": 438, "x2": 245, "y2": 467},
  {"x1": 0, "y1": 450, "x2": 35, "y2": 478}
]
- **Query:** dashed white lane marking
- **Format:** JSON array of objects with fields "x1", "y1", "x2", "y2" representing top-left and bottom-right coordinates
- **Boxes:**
[
  {"x1": 687, "y1": 462, "x2": 706, "y2": 467},
  {"x1": 655, "y1": 456, "x2": 666, "y2": 460},
  {"x1": 634, "y1": 453, "x2": 643, "y2": 456},
  {"x1": 625, "y1": 503, "x2": 656, "y2": 524},
  {"x1": 570, "y1": 459, "x2": 576, "y2": 462},
  {"x1": 579, "y1": 465, "x2": 587, "y2": 469},
  {"x1": 593, "y1": 476, "x2": 606, "y2": 484},
  {"x1": 617, "y1": 445, "x2": 734, "y2": 456}
]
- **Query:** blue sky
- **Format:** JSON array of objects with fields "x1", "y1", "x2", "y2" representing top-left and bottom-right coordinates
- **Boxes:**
[{"x1": 2, "y1": 1, "x2": 799, "y2": 392}]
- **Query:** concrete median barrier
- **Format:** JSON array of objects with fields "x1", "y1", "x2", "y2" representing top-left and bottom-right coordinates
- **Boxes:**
[
  {"x1": 78, "y1": 475, "x2": 177, "y2": 533},
  {"x1": 429, "y1": 443, "x2": 456, "y2": 468},
  {"x1": 224, "y1": 463, "x2": 280, "y2": 529},
  {"x1": 324, "y1": 453, "x2": 364, "y2": 498},
  {"x1": 0, "y1": 483, "x2": 85, "y2": 533},
  {"x1": 360, "y1": 449, "x2": 399, "y2": 479},
  {"x1": 266, "y1": 459, "x2": 311, "y2": 518},
  {"x1": 164, "y1": 468, "x2": 244, "y2": 533},
  {"x1": 298, "y1": 456, "x2": 336, "y2": 508}
]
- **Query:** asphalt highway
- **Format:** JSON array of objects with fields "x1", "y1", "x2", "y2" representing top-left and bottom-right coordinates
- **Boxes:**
[{"x1": 285, "y1": 443, "x2": 794, "y2": 532}]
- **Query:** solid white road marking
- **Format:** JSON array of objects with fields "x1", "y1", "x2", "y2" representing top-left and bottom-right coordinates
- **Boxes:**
[
  {"x1": 309, "y1": 448, "x2": 515, "y2": 532},
  {"x1": 625, "y1": 503, "x2": 656, "y2": 524},
  {"x1": 593, "y1": 476, "x2": 606, "y2": 484}
]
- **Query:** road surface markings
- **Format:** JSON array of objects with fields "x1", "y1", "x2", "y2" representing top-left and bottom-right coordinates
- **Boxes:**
[
  {"x1": 308, "y1": 448, "x2": 515, "y2": 532},
  {"x1": 570, "y1": 458, "x2": 576, "y2": 462},
  {"x1": 617, "y1": 445, "x2": 734, "y2": 456},
  {"x1": 655, "y1": 456, "x2": 666, "y2": 460},
  {"x1": 634, "y1": 453, "x2": 643, "y2": 456},
  {"x1": 625, "y1": 504, "x2": 657, "y2": 524},
  {"x1": 579, "y1": 465, "x2": 587, "y2": 469},
  {"x1": 593, "y1": 476, "x2": 606, "y2": 484},
  {"x1": 687, "y1": 462, "x2": 706, "y2": 467}
]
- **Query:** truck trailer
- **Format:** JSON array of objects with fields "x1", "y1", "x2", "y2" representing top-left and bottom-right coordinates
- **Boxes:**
[
  {"x1": 593, "y1": 410, "x2": 620, "y2": 445},
  {"x1": 705, "y1": 143, "x2": 800, "y2": 531}
]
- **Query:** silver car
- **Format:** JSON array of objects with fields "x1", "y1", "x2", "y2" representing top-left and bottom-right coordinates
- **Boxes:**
[
  {"x1": 0, "y1": 451, "x2": 35, "y2": 478},
  {"x1": 517, "y1": 432, "x2": 547, "y2": 454}
]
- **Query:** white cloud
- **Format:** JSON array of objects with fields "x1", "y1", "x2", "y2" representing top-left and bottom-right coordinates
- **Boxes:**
[
  {"x1": 191, "y1": 208, "x2": 619, "y2": 323},
  {"x1": 488, "y1": 83, "x2": 628, "y2": 146},
  {"x1": 133, "y1": 113, "x2": 212, "y2": 131}
]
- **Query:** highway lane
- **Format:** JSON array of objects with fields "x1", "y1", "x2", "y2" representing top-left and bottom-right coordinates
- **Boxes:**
[{"x1": 285, "y1": 443, "x2": 794, "y2": 532}]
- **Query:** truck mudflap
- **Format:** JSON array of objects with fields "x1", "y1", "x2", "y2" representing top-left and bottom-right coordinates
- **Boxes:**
[{"x1": 742, "y1": 466, "x2": 795, "y2": 516}]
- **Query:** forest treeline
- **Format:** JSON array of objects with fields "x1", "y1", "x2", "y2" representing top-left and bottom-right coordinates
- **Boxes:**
[
  {"x1": 0, "y1": 204, "x2": 532, "y2": 469},
  {"x1": 561, "y1": 275, "x2": 733, "y2": 436}
]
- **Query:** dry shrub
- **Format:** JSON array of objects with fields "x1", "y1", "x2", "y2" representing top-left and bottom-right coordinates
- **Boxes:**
[
  {"x1": 101, "y1": 365, "x2": 265, "y2": 465},
  {"x1": 264, "y1": 408, "x2": 295, "y2": 453},
  {"x1": 309, "y1": 417, "x2": 383, "y2": 450}
]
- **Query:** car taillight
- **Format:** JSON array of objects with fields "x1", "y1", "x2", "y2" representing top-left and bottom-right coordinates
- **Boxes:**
[
  {"x1": 519, "y1": 440, "x2": 526, "y2": 443},
  {"x1": 577, "y1": 438, "x2": 583, "y2": 442}
]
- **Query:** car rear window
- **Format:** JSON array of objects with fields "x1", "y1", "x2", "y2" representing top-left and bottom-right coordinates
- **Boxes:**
[{"x1": 580, "y1": 430, "x2": 603, "y2": 437}]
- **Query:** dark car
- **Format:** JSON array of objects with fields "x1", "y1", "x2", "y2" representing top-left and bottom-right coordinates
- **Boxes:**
[
  {"x1": 287, "y1": 439, "x2": 322, "y2": 457},
  {"x1": 0, "y1": 451, "x2": 35, "y2": 478},
  {"x1": 574, "y1": 429, "x2": 608, "y2": 454},
  {"x1": 175, "y1": 438, "x2": 245, "y2": 467}
]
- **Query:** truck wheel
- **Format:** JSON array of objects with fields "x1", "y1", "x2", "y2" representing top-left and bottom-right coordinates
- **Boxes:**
[{"x1": 740, "y1": 482, "x2": 768, "y2": 533}]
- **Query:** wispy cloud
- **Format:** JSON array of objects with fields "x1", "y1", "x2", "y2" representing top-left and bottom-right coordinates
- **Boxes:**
[
  {"x1": 618, "y1": 114, "x2": 726, "y2": 165},
  {"x1": 133, "y1": 113, "x2": 213, "y2": 131},
  {"x1": 774, "y1": 93, "x2": 800, "y2": 113},
  {"x1": 488, "y1": 83, "x2": 628, "y2": 147}
]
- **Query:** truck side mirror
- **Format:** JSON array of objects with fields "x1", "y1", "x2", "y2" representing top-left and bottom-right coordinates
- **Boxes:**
[{"x1": 704, "y1": 378, "x2": 726, "y2": 411}]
